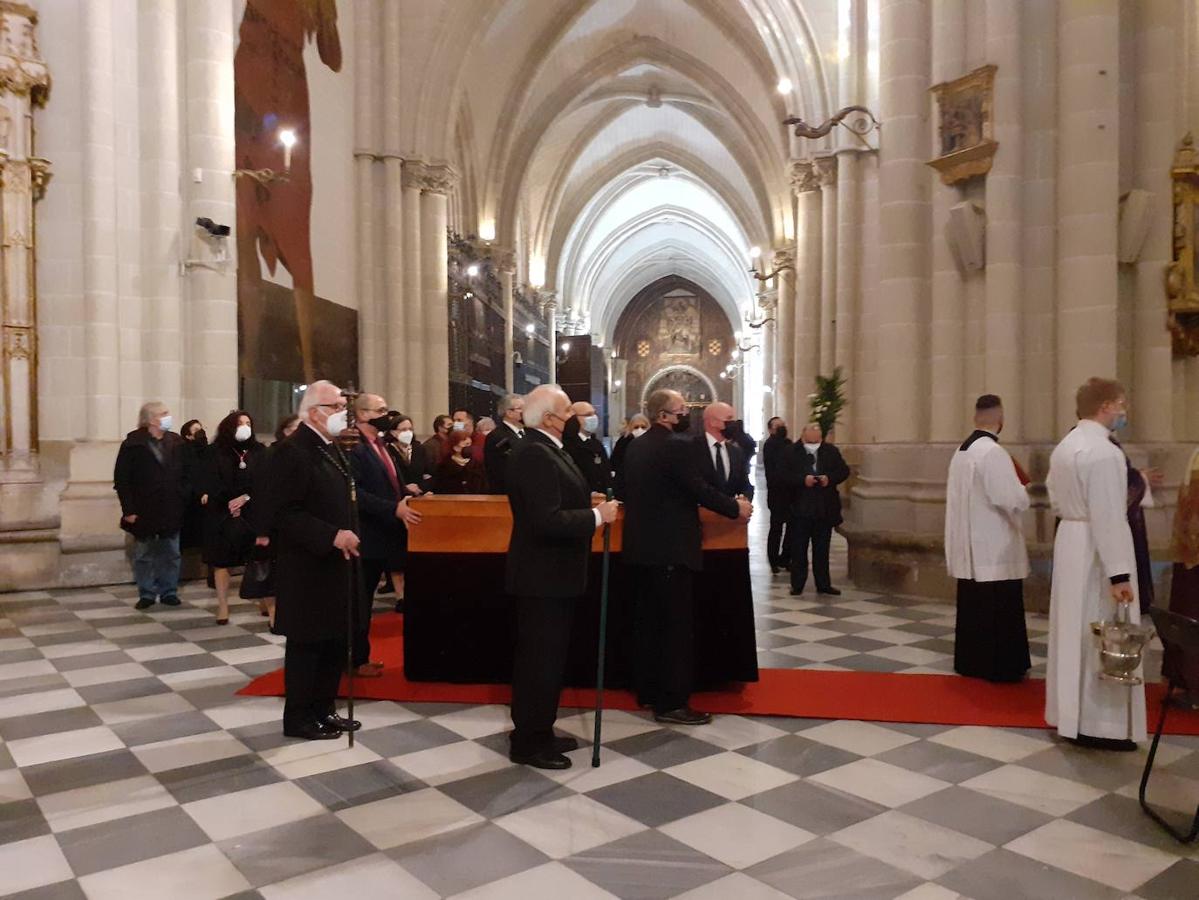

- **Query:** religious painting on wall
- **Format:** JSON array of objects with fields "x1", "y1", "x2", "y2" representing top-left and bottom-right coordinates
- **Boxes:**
[
  {"x1": 233, "y1": 0, "x2": 358, "y2": 393},
  {"x1": 657, "y1": 292, "x2": 701, "y2": 359},
  {"x1": 926, "y1": 64, "x2": 998, "y2": 186},
  {"x1": 1168, "y1": 133, "x2": 1199, "y2": 355}
]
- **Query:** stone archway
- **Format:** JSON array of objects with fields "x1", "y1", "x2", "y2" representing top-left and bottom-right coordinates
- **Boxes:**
[{"x1": 642, "y1": 364, "x2": 719, "y2": 409}]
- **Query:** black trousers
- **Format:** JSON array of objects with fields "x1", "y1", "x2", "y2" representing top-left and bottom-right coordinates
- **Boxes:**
[
  {"x1": 283, "y1": 638, "x2": 346, "y2": 728},
  {"x1": 789, "y1": 517, "x2": 834, "y2": 593},
  {"x1": 510, "y1": 595, "x2": 577, "y2": 755},
  {"x1": 355, "y1": 557, "x2": 386, "y2": 667},
  {"x1": 767, "y1": 509, "x2": 790, "y2": 569},
  {"x1": 633, "y1": 564, "x2": 695, "y2": 714}
]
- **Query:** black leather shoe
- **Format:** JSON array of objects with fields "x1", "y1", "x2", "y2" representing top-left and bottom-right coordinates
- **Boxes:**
[
  {"x1": 817, "y1": 587, "x2": 842, "y2": 596},
  {"x1": 135, "y1": 597, "x2": 156, "y2": 610},
  {"x1": 552, "y1": 736, "x2": 579, "y2": 753},
  {"x1": 321, "y1": 713, "x2": 362, "y2": 732},
  {"x1": 284, "y1": 720, "x2": 343, "y2": 740},
  {"x1": 770, "y1": 565, "x2": 780, "y2": 574},
  {"x1": 789, "y1": 589, "x2": 804, "y2": 596},
  {"x1": 1071, "y1": 734, "x2": 1137, "y2": 752},
  {"x1": 654, "y1": 707, "x2": 712, "y2": 726},
  {"x1": 160, "y1": 595, "x2": 181, "y2": 606},
  {"x1": 509, "y1": 750, "x2": 572, "y2": 770}
]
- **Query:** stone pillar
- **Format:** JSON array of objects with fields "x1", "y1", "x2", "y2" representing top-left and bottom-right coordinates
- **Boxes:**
[
  {"x1": 833, "y1": 152, "x2": 860, "y2": 442},
  {"x1": 82, "y1": 0, "x2": 120, "y2": 441},
  {"x1": 381, "y1": 0, "x2": 403, "y2": 407},
  {"x1": 419, "y1": 164, "x2": 455, "y2": 424},
  {"x1": 1055, "y1": 0, "x2": 1119, "y2": 432},
  {"x1": 815, "y1": 155, "x2": 838, "y2": 377},
  {"x1": 611, "y1": 356, "x2": 628, "y2": 427},
  {"x1": 772, "y1": 246, "x2": 795, "y2": 426},
  {"x1": 759, "y1": 291, "x2": 777, "y2": 423},
  {"x1": 928, "y1": 0, "x2": 965, "y2": 442},
  {"x1": 0, "y1": 5, "x2": 50, "y2": 469},
  {"x1": 353, "y1": 0, "x2": 381, "y2": 394},
  {"x1": 792, "y1": 161, "x2": 821, "y2": 427},
  {"x1": 183, "y1": 0, "x2": 238, "y2": 428},
  {"x1": 543, "y1": 296, "x2": 558, "y2": 385},
  {"x1": 984, "y1": 0, "x2": 1024, "y2": 441},
  {"x1": 401, "y1": 163, "x2": 424, "y2": 430},
  {"x1": 1131, "y1": 0, "x2": 1177, "y2": 442},
  {"x1": 877, "y1": 0, "x2": 931, "y2": 442},
  {"x1": 499, "y1": 250, "x2": 516, "y2": 393}
]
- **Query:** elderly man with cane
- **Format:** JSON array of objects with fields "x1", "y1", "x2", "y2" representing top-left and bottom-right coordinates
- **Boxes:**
[
  {"x1": 259, "y1": 381, "x2": 362, "y2": 741},
  {"x1": 505, "y1": 385, "x2": 619, "y2": 769}
]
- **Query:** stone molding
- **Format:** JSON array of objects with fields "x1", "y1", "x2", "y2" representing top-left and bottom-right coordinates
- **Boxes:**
[
  {"x1": 0, "y1": 1, "x2": 48, "y2": 107},
  {"x1": 789, "y1": 159, "x2": 820, "y2": 193},
  {"x1": 403, "y1": 159, "x2": 459, "y2": 194}
]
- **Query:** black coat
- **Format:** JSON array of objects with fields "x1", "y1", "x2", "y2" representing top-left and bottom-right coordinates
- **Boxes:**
[
  {"x1": 611, "y1": 432, "x2": 636, "y2": 497},
  {"x1": 762, "y1": 433, "x2": 793, "y2": 512},
  {"x1": 391, "y1": 440, "x2": 432, "y2": 494},
  {"x1": 505, "y1": 429, "x2": 597, "y2": 598},
  {"x1": 484, "y1": 423, "x2": 523, "y2": 494},
  {"x1": 199, "y1": 441, "x2": 268, "y2": 567},
  {"x1": 179, "y1": 439, "x2": 208, "y2": 548},
  {"x1": 689, "y1": 434, "x2": 750, "y2": 498},
  {"x1": 620, "y1": 424, "x2": 740, "y2": 571},
  {"x1": 349, "y1": 435, "x2": 407, "y2": 564},
  {"x1": 564, "y1": 433, "x2": 613, "y2": 495},
  {"x1": 113, "y1": 428, "x2": 188, "y2": 539},
  {"x1": 258, "y1": 424, "x2": 356, "y2": 643},
  {"x1": 783, "y1": 441, "x2": 850, "y2": 525}
]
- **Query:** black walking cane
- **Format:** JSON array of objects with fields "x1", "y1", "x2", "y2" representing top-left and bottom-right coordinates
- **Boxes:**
[
  {"x1": 592, "y1": 488, "x2": 615, "y2": 767},
  {"x1": 339, "y1": 383, "x2": 362, "y2": 749}
]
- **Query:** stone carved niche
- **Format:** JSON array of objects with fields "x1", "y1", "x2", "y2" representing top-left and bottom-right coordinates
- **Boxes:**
[
  {"x1": 1168, "y1": 134, "x2": 1199, "y2": 356},
  {"x1": 926, "y1": 65, "x2": 997, "y2": 186}
]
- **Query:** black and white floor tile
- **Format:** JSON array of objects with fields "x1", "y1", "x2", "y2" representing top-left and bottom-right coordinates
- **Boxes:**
[{"x1": 1, "y1": 530, "x2": 1195, "y2": 898}]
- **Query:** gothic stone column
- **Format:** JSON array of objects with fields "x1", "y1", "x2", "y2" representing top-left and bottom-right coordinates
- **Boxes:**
[{"x1": 418, "y1": 163, "x2": 456, "y2": 427}]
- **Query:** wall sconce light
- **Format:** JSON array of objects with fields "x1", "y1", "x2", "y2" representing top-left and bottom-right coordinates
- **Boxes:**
[
  {"x1": 524, "y1": 322, "x2": 536, "y2": 336},
  {"x1": 466, "y1": 264, "x2": 480, "y2": 277},
  {"x1": 478, "y1": 219, "x2": 496, "y2": 242},
  {"x1": 232, "y1": 127, "x2": 297, "y2": 186}
]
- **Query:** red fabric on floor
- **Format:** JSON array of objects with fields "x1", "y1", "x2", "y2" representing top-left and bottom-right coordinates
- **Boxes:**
[{"x1": 238, "y1": 612, "x2": 1199, "y2": 734}]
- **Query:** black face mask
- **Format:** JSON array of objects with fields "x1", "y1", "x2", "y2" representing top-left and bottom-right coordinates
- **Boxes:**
[
  {"x1": 562, "y1": 415, "x2": 581, "y2": 441},
  {"x1": 672, "y1": 412, "x2": 691, "y2": 434},
  {"x1": 723, "y1": 420, "x2": 744, "y2": 440},
  {"x1": 191, "y1": 430, "x2": 208, "y2": 447},
  {"x1": 367, "y1": 411, "x2": 400, "y2": 433},
  {"x1": 775, "y1": 426, "x2": 787, "y2": 440}
]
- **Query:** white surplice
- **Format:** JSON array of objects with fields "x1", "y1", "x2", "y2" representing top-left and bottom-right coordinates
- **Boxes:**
[
  {"x1": 944, "y1": 433, "x2": 1030, "y2": 582},
  {"x1": 1045, "y1": 419, "x2": 1146, "y2": 741}
]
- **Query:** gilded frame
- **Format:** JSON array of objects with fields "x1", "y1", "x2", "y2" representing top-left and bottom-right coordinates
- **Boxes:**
[
  {"x1": 1168, "y1": 134, "x2": 1199, "y2": 356},
  {"x1": 926, "y1": 65, "x2": 998, "y2": 186}
]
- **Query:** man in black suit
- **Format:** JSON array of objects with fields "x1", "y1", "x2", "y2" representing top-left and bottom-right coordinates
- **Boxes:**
[
  {"x1": 691, "y1": 402, "x2": 751, "y2": 498},
  {"x1": 762, "y1": 416, "x2": 792, "y2": 573},
  {"x1": 563, "y1": 400, "x2": 613, "y2": 495},
  {"x1": 784, "y1": 422, "x2": 851, "y2": 596},
  {"x1": 484, "y1": 393, "x2": 524, "y2": 493},
  {"x1": 258, "y1": 381, "x2": 362, "y2": 740},
  {"x1": 348, "y1": 393, "x2": 422, "y2": 676},
  {"x1": 506, "y1": 385, "x2": 620, "y2": 769},
  {"x1": 621, "y1": 389, "x2": 752, "y2": 725}
]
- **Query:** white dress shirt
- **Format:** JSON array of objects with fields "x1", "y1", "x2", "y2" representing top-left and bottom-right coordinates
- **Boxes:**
[
  {"x1": 705, "y1": 431, "x2": 730, "y2": 478},
  {"x1": 536, "y1": 428, "x2": 602, "y2": 528}
]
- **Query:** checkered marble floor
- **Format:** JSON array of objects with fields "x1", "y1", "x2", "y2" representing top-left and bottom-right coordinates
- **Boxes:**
[{"x1": 2, "y1": 536, "x2": 1196, "y2": 898}]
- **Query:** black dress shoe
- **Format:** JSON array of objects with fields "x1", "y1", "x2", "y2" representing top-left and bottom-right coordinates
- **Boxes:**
[
  {"x1": 552, "y1": 736, "x2": 579, "y2": 753},
  {"x1": 789, "y1": 589, "x2": 804, "y2": 596},
  {"x1": 283, "y1": 720, "x2": 343, "y2": 741},
  {"x1": 770, "y1": 565, "x2": 780, "y2": 574},
  {"x1": 509, "y1": 749, "x2": 572, "y2": 770},
  {"x1": 817, "y1": 587, "x2": 842, "y2": 596},
  {"x1": 135, "y1": 597, "x2": 156, "y2": 610},
  {"x1": 160, "y1": 595, "x2": 181, "y2": 606},
  {"x1": 654, "y1": 707, "x2": 712, "y2": 726},
  {"x1": 321, "y1": 713, "x2": 362, "y2": 732},
  {"x1": 1071, "y1": 734, "x2": 1138, "y2": 752}
]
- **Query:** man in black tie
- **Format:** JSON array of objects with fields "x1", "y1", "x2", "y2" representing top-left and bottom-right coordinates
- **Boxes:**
[
  {"x1": 348, "y1": 393, "x2": 422, "y2": 676},
  {"x1": 762, "y1": 416, "x2": 792, "y2": 573},
  {"x1": 257, "y1": 381, "x2": 362, "y2": 740},
  {"x1": 506, "y1": 385, "x2": 620, "y2": 769},
  {"x1": 691, "y1": 402, "x2": 751, "y2": 498},
  {"x1": 563, "y1": 400, "x2": 614, "y2": 495},
  {"x1": 784, "y1": 422, "x2": 850, "y2": 596},
  {"x1": 621, "y1": 390, "x2": 752, "y2": 725},
  {"x1": 484, "y1": 394, "x2": 524, "y2": 493}
]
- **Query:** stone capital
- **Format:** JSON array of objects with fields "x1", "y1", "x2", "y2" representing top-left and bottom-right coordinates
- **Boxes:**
[
  {"x1": 814, "y1": 154, "x2": 838, "y2": 187},
  {"x1": 402, "y1": 160, "x2": 459, "y2": 194},
  {"x1": 0, "y1": 2, "x2": 49, "y2": 107},
  {"x1": 772, "y1": 247, "x2": 795, "y2": 269},
  {"x1": 789, "y1": 160, "x2": 820, "y2": 194},
  {"x1": 493, "y1": 247, "x2": 517, "y2": 274},
  {"x1": 757, "y1": 292, "x2": 778, "y2": 312}
]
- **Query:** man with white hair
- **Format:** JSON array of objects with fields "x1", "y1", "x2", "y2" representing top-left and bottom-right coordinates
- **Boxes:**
[
  {"x1": 505, "y1": 384, "x2": 619, "y2": 768},
  {"x1": 258, "y1": 380, "x2": 363, "y2": 740},
  {"x1": 485, "y1": 393, "x2": 525, "y2": 493},
  {"x1": 114, "y1": 401, "x2": 188, "y2": 609}
]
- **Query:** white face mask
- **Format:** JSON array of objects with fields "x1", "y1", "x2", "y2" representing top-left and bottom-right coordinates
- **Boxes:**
[
  {"x1": 396, "y1": 429, "x2": 414, "y2": 446},
  {"x1": 803, "y1": 442, "x2": 821, "y2": 454},
  {"x1": 158, "y1": 414, "x2": 173, "y2": 432},
  {"x1": 581, "y1": 414, "x2": 599, "y2": 435},
  {"x1": 452, "y1": 420, "x2": 467, "y2": 432},
  {"x1": 234, "y1": 424, "x2": 252, "y2": 442},
  {"x1": 631, "y1": 427, "x2": 647, "y2": 438},
  {"x1": 325, "y1": 410, "x2": 348, "y2": 437}
]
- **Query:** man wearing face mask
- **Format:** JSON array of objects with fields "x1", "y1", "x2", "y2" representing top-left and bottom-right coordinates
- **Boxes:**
[
  {"x1": 256, "y1": 380, "x2": 362, "y2": 740},
  {"x1": 347, "y1": 393, "x2": 423, "y2": 676},
  {"x1": 422, "y1": 414, "x2": 453, "y2": 465},
  {"x1": 762, "y1": 417, "x2": 792, "y2": 573},
  {"x1": 783, "y1": 422, "x2": 850, "y2": 596},
  {"x1": 484, "y1": 393, "x2": 525, "y2": 494},
  {"x1": 505, "y1": 385, "x2": 620, "y2": 769},
  {"x1": 1046, "y1": 378, "x2": 1145, "y2": 751},
  {"x1": 563, "y1": 400, "x2": 613, "y2": 495},
  {"x1": 115, "y1": 402, "x2": 189, "y2": 610},
  {"x1": 621, "y1": 389, "x2": 752, "y2": 725},
  {"x1": 691, "y1": 402, "x2": 751, "y2": 499}
]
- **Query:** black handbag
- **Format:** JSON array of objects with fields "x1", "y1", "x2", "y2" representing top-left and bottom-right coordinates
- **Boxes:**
[{"x1": 238, "y1": 552, "x2": 274, "y2": 600}]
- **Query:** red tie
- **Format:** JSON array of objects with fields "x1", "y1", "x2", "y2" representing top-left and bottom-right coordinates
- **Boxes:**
[{"x1": 373, "y1": 437, "x2": 401, "y2": 494}]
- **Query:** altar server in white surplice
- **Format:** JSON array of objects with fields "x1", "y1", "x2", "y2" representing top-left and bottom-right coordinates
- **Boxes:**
[
  {"x1": 945, "y1": 394, "x2": 1032, "y2": 683},
  {"x1": 1045, "y1": 377, "x2": 1145, "y2": 750}
]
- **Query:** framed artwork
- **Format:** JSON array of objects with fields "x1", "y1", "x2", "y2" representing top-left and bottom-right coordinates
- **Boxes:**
[
  {"x1": 1168, "y1": 133, "x2": 1199, "y2": 356},
  {"x1": 926, "y1": 65, "x2": 998, "y2": 186}
]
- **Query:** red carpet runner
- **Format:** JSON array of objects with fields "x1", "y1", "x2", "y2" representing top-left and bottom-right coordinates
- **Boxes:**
[{"x1": 239, "y1": 613, "x2": 1199, "y2": 735}]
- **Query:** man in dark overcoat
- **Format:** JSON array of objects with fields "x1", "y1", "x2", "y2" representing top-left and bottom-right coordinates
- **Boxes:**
[{"x1": 784, "y1": 422, "x2": 851, "y2": 596}]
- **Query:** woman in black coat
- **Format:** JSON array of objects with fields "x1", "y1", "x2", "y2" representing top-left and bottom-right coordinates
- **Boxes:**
[
  {"x1": 179, "y1": 420, "x2": 208, "y2": 550},
  {"x1": 201, "y1": 410, "x2": 267, "y2": 624},
  {"x1": 433, "y1": 431, "x2": 487, "y2": 494}
]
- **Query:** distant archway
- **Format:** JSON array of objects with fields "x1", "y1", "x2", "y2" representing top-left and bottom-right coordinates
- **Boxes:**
[{"x1": 642, "y1": 364, "x2": 718, "y2": 409}]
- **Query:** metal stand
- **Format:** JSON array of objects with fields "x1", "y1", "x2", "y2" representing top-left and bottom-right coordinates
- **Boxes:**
[
  {"x1": 339, "y1": 383, "x2": 362, "y2": 749},
  {"x1": 592, "y1": 489, "x2": 614, "y2": 768}
]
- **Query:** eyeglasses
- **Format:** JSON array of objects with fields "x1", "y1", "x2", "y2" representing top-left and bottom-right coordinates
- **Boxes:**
[{"x1": 317, "y1": 403, "x2": 347, "y2": 412}]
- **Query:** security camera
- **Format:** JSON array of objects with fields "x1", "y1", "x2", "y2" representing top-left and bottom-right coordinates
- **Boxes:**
[
  {"x1": 195, "y1": 217, "x2": 231, "y2": 237},
  {"x1": 512, "y1": 351, "x2": 524, "y2": 366}
]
